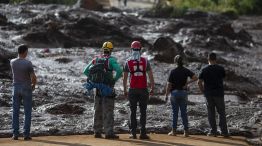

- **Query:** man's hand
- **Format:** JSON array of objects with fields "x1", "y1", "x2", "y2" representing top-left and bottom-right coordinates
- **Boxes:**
[
  {"x1": 31, "y1": 84, "x2": 35, "y2": 91},
  {"x1": 165, "y1": 94, "x2": 169, "y2": 103},
  {"x1": 124, "y1": 89, "x2": 128, "y2": 98},
  {"x1": 149, "y1": 88, "x2": 154, "y2": 96}
]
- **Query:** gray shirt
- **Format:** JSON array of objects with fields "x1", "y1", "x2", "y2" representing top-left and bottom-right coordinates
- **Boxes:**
[{"x1": 10, "y1": 58, "x2": 34, "y2": 86}]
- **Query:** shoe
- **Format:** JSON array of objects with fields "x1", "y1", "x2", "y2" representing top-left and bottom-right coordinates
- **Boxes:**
[
  {"x1": 168, "y1": 129, "x2": 176, "y2": 136},
  {"x1": 129, "y1": 134, "x2": 137, "y2": 139},
  {"x1": 105, "y1": 134, "x2": 119, "y2": 139},
  {"x1": 183, "y1": 130, "x2": 189, "y2": 137},
  {"x1": 221, "y1": 133, "x2": 230, "y2": 138},
  {"x1": 139, "y1": 134, "x2": 150, "y2": 140},
  {"x1": 24, "y1": 136, "x2": 32, "y2": 141},
  {"x1": 11, "y1": 136, "x2": 18, "y2": 140},
  {"x1": 207, "y1": 132, "x2": 217, "y2": 137},
  {"x1": 94, "y1": 133, "x2": 102, "y2": 138}
]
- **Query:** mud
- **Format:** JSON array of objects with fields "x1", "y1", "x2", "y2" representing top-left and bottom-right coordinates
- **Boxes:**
[{"x1": 0, "y1": 3, "x2": 261, "y2": 145}]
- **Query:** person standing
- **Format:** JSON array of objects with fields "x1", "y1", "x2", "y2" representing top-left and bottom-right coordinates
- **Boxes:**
[
  {"x1": 123, "y1": 41, "x2": 155, "y2": 139},
  {"x1": 10, "y1": 45, "x2": 37, "y2": 140},
  {"x1": 198, "y1": 53, "x2": 229, "y2": 137},
  {"x1": 83, "y1": 41, "x2": 122, "y2": 139},
  {"x1": 123, "y1": 0, "x2": 127, "y2": 7},
  {"x1": 165, "y1": 55, "x2": 197, "y2": 137}
]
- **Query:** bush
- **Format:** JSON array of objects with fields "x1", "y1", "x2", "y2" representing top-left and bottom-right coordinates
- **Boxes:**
[{"x1": 10, "y1": 0, "x2": 77, "y2": 5}]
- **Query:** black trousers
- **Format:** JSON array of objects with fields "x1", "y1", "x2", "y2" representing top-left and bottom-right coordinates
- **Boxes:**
[
  {"x1": 205, "y1": 96, "x2": 228, "y2": 134},
  {"x1": 128, "y1": 88, "x2": 149, "y2": 135}
]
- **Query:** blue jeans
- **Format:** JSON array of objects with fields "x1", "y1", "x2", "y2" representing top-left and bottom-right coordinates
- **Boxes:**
[
  {"x1": 12, "y1": 83, "x2": 32, "y2": 137},
  {"x1": 170, "y1": 90, "x2": 188, "y2": 130}
]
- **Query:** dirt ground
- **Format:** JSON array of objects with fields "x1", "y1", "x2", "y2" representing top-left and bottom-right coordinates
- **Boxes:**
[{"x1": 0, "y1": 134, "x2": 248, "y2": 146}]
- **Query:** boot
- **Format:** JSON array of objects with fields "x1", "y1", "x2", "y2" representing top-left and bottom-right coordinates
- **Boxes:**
[
  {"x1": 140, "y1": 129, "x2": 150, "y2": 139},
  {"x1": 168, "y1": 128, "x2": 176, "y2": 136},
  {"x1": 94, "y1": 132, "x2": 102, "y2": 138},
  {"x1": 139, "y1": 134, "x2": 150, "y2": 139},
  {"x1": 129, "y1": 133, "x2": 137, "y2": 139},
  {"x1": 105, "y1": 134, "x2": 119, "y2": 139},
  {"x1": 183, "y1": 130, "x2": 189, "y2": 137}
]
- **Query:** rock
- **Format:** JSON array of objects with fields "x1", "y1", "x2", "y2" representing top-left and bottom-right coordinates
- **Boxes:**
[
  {"x1": 236, "y1": 29, "x2": 253, "y2": 46},
  {"x1": 221, "y1": 11, "x2": 238, "y2": 20},
  {"x1": 161, "y1": 21, "x2": 188, "y2": 34},
  {"x1": 0, "y1": 0, "x2": 9, "y2": 4},
  {"x1": 152, "y1": 37, "x2": 184, "y2": 63},
  {"x1": 46, "y1": 103, "x2": 85, "y2": 115},
  {"x1": 0, "y1": 13, "x2": 8, "y2": 26},
  {"x1": 184, "y1": 10, "x2": 208, "y2": 19},
  {"x1": 206, "y1": 37, "x2": 235, "y2": 51},
  {"x1": 0, "y1": 48, "x2": 16, "y2": 79},
  {"x1": 74, "y1": 0, "x2": 102, "y2": 10},
  {"x1": 215, "y1": 23, "x2": 236, "y2": 39},
  {"x1": 63, "y1": 17, "x2": 143, "y2": 47}
]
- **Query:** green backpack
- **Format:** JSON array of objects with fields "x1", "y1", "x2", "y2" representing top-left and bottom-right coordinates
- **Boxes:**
[{"x1": 88, "y1": 57, "x2": 111, "y2": 84}]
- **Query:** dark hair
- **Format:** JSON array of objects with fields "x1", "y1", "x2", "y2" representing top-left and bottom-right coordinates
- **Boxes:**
[
  {"x1": 18, "y1": 45, "x2": 28, "y2": 54},
  {"x1": 174, "y1": 55, "x2": 183, "y2": 67},
  {"x1": 208, "y1": 53, "x2": 217, "y2": 61}
]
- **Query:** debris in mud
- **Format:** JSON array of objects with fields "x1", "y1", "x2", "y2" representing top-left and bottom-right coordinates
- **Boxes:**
[
  {"x1": 0, "y1": 97, "x2": 10, "y2": 107},
  {"x1": 148, "y1": 96, "x2": 166, "y2": 105},
  {"x1": 55, "y1": 57, "x2": 72, "y2": 64},
  {"x1": 45, "y1": 103, "x2": 85, "y2": 115},
  {"x1": 22, "y1": 30, "x2": 80, "y2": 48}
]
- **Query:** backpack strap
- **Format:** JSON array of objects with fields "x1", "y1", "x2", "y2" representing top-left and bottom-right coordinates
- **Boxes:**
[
  {"x1": 94, "y1": 56, "x2": 112, "y2": 72},
  {"x1": 128, "y1": 58, "x2": 147, "y2": 74},
  {"x1": 104, "y1": 56, "x2": 113, "y2": 72}
]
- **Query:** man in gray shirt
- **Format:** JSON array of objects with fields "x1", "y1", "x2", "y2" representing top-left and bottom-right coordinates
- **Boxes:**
[{"x1": 10, "y1": 45, "x2": 37, "y2": 140}]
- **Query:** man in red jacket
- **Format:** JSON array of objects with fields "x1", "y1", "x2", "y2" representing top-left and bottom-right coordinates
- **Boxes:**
[{"x1": 123, "y1": 41, "x2": 155, "y2": 139}]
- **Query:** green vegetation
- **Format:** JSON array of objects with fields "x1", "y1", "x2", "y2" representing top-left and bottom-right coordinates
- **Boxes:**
[
  {"x1": 152, "y1": 0, "x2": 262, "y2": 17},
  {"x1": 10, "y1": 0, "x2": 77, "y2": 5}
]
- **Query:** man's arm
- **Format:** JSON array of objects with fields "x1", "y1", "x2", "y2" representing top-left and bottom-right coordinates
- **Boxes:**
[
  {"x1": 123, "y1": 72, "x2": 129, "y2": 97},
  {"x1": 111, "y1": 58, "x2": 123, "y2": 82},
  {"x1": 186, "y1": 75, "x2": 198, "y2": 85},
  {"x1": 83, "y1": 60, "x2": 94, "y2": 76},
  {"x1": 197, "y1": 79, "x2": 204, "y2": 93},
  {"x1": 165, "y1": 82, "x2": 172, "y2": 101},
  {"x1": 30, "y1": 72, "x2": 37, "y2": 91},
  {"x1": 147, "y1": 69, "x2": 154, "y2": 95}
]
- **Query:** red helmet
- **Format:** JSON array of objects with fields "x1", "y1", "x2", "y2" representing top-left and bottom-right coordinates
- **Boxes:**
[{"x1": 131, "y1": 41, "x2": 142, "y2": 49}]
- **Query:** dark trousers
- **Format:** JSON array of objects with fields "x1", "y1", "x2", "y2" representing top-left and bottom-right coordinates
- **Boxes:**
[
  {"x1": 206, "y1": 96, "x2": 228, "y2": 134},
  {"x1": 128, "y1": 88, "x2": 149, "y2": 135}
]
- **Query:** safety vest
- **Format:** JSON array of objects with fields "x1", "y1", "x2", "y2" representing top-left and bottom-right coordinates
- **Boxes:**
[{"x1": 127, "y1": 57, "x2": 147, "y2": 89}]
